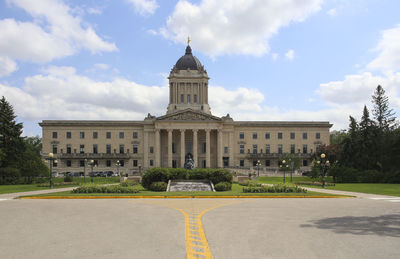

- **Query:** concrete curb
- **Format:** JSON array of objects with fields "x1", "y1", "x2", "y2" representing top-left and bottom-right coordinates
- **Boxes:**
[{"x1": 19, "y1": 195, "x2": 352, "y2": 199}]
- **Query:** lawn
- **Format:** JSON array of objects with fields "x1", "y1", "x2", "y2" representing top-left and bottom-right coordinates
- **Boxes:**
[
  {"x1": 21, "y1": 183, "x2": 345, "y2": 198},
  {"x1": 257, "y1": 176, "x2": 334, "y2": 185},
  {"x1": 0, "y1": 177, "x2": 120, "y2": 194}
]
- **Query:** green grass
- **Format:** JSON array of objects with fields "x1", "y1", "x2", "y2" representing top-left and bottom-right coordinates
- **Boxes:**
[
  {"x1": 313, "y1": 183, "x2": 400, "y2": 197},
  {"x1": 0, "y1": 177, "x2": 120, "y2": 194},
  {"x1": 256, "y1": 176, "x2": 333, "y2": 185},
  {"x1": 22, "y1": 183, "x2": 344, "y2": 197}
]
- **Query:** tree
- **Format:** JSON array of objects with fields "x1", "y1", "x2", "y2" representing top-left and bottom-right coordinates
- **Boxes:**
[
  {"x1": 372, "y1": 85, "x2": 396, "y2": 131},
  {"x1": 20, "y1": 137, "x2": 49, "y2": 181},
  {"x1": 0, "y1": 96, "x2": 24, "y2": 168}
]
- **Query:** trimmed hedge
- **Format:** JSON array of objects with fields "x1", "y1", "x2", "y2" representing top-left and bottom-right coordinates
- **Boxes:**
[
  {"x1": 72, "y1": 184, "x2": 140, "y2": 193},
  {"x1": 214, "y1": 181, "x2": 232, "y2": 191},
  {"x1": 243, "y1": 184, "x2": 307, "y2": 193},
  {"x1": 239, "y1": 180, "x2": 261, "y2": 187},
  {"x1": 149, "y1": 181, "x2": 168, "y2": 192},
  {"x1": 141, "y1": 168, "x2": 233, "y2": 190}
]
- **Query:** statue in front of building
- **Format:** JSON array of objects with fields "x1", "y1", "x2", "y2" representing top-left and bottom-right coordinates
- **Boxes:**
[{"x1": 184, "y1": 153, "x2": 195, "y2": 170}]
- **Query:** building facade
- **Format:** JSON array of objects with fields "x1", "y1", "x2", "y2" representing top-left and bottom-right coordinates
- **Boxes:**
[{"x1": 40, "y1": 45, "x2": 332, "y2": 176}]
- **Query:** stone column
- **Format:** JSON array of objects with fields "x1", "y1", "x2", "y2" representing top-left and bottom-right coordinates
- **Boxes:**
[
  {"x1": 155, "y1": 129, "x2": 160, "y2": 167},
  {"x1": 168, "y1": 129, "x2": 173, "y2": 168},
  {"x1": 229, "y1": 131, "x2": 234, "y2": 167},
  {"x1": 180, "y1": 129, "x2": 185, "y2": 168},
  {"x1": 205, "y1": 129, "x2": 211, "y2": 168},
  {"x1": 217, "y1": 130, "x2": 223, "y2": 168},
  {"x1": 143, "y1": 131, "x2": 148, "y2": 168},
  {"x1": 181, "y1": 129, "x2": 185, "y2": 167},
  {"x1": 193, "y1": 129, "x2": 198, "y2": 168}
]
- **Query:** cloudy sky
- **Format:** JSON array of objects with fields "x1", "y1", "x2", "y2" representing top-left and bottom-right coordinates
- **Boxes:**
[{"x1": 0, "y1": 0, "x2": 399, "y2": 136}]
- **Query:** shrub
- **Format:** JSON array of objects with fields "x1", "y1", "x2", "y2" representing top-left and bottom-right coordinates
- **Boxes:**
[
  {"x1": 149, "y1": 181, "x2": 168, "y2": 192},
  {"x1": 295, "y1": 181, "x2": 335, "y2": 187},
  {"x1": 242, "y1": 184, "x2": 307, "y2": 193},
  {"x1": 120, "y1": 180, "x2": 139, "y2": 187},
  {"x1": 0, "y1": 167, "x2": 21, "y2": 185},
  {"x1": 64, "y1": 175, "x2": 73, "y2": 182},
  {"x1": 239, "y1": 180, "x2": 260, "y2": 187},
  {"x1": 384, "y1": 169, "x2": 400, "y2": 183},
  {"x1": 168, "y1": 168, "x2": 188, "y2": 180},
  {"x1": 188, "y1": 169, "x2": 210, "y2": 180},
  {"x1": 358, "y1": 170, "x2": 381, "y2": 183},
  {"x1": 208, "y1": 169, "x2": 232, "y2": 185},
  {"x1": 141, "y1": 167, "x2": 169, "y2": 189},
  {"x1": 37, "y1": 182, "x2": 78, "y2": 187},
  {"x1": 72, "y1": 184, "x2": 140, "y2": 193},
  {"x1": 214, "y1": 181, "x2": 232, "y2": 191}
]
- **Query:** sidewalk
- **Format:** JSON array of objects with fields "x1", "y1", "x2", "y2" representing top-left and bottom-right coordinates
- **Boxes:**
[
  {"x1": 0, "y1": 187, "x2": 77, "y2": 200},
  {"x1": 303, "y1": 186, "x2": 399, "y2": 199}
]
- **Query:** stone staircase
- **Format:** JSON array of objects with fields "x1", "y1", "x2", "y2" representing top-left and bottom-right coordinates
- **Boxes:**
[{"x1": 167, "y1": 180, "x2": 215, "y2": 192}]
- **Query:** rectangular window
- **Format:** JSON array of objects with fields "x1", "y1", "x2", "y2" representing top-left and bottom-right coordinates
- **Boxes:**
[
  {"x1": 303, "y1": 144, "x2": 308, "y2": 154},
  {"x1": 52, "y1": 132, "x2": 57, "y2": 139},
  {"x1": 303, "y1": 160, "x2": 308, "y2": 166},
  {"x1": 253, "y1": 144, "x2": 257, "y2": 154},
  {"x1": 265, "y1": 144, "x2": 270, "y2": 154},
  {"x1": 119, "y1": 132, "x2": 124, "y2": 139},
  {"x1": 202, "y1": 142, "x2": 206, "y2": 154},
  {"x1": 172, "y1": 160, "x2": 177, "y2": 168},
  {"x1": 224, "y1": 146, "x2": 228, "y2": 154},
  {"x1": 93, "y1": 132, "x2": 98, "y2": 139},
  {"x1": 119, "y1": 144, "x2": 124, "y2": 154},
  {"x1": 194, "y1": 94, "x2": 197, "y2": 103},
  {"x1": 66, "y1": 144, "x2": 71, "y2": 154},
  {"x1": 265, "y1": 160, "x2": 270, "y2": 167},
  {"x1": 172, "y1": 142, "x2": 176, "y2": 154},
  {"x1": 290, "y1": 132, "x2": 295, "y2": 139},
  {"x1": 66, "y1": 160, "x2": 71, "y2": 167},
  {"x1": 149, "y1": 146, "x2": 154, "y2": 153},
  {"x1": 150, "y1": 160, "x2": 154, "y2": 166},
  {"x1": 316, "y1": 144, "x2": 320, "y2": 153},
  {"x1": 79, "y1": 160, "x2": 85, "y2": 167},
  {"x1": 52, "y1": 144, "x2": 57, "y2": 154},
  {"x1": 278, "y1": 132, "x2": 283, "y2": 139},
  {"x1": 278, "y1": 144, "x2": 283, "y2": 154},
  {"x1": 240, "y1": 160, "x2": 244, "y2": 167},
  {"x1": 239, "y1": 132, "x2": 244, "y2": 139},
  {"x1": 120, "y1": 160, "x2": 124, "y2": 167},
  {"x1": 133, "y1": 132, "x2": 138, "y2": 139},
  {"x1": 316, "y1": 132, "x2": 321, "y2": 139},
  {"x1": 80, "y1": 144, "x2": 84, "y2": 154},
  {"x1": 253, "y1": 132, "x2": 257, "y2": 139},
  {"x1": 202, "y1": 160, "x2": 206, "y2": 168},
  {"x1": 106, "y1": 144, "x2": 111, "y2": 154},
  {"x1": 80, "y1": 132, "x2": 85, "y2": 139},
  {"x1": 106, "y1": 132, "x2": 111, "y2": 139},
  {"x1": 265, "y1": 133, "x2": 270, "y2": 139},
  {"x1": 133, "y1": 145, "x2": 138, "y2": 154},
  {"x1": 66, "y1": 132, "x2": 71, "y2": 139},
  {"x1": 93, "y1": 144, "x2": 98, "y2": 154},
  {"x1": 290, "y1": 144, "x2": 295, "y2": 154},
  {"x1": 133, "y1": 160, "x2": 138, "y2": 167},
  {"x1": 303, "y1": 133, "x2": 308, "y2": 139},
  {"x1": 106, "y1": 160, "x2": 111, "y2": 167},
  {"x1": 240, "y1": 145, "x2": 244, "y2": 154},
  {"x1": 187, "y1": 94, "x2": 191, "y2": 103},
  {"x1": 181, "y1": 94, "x2": 184, "y2": 103}
]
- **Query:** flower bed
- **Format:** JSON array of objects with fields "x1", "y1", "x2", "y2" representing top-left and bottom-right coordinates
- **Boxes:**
[
  {"x1": 243, "y1": 184, "x2": 307, "y2": 193},
  {"x1": 72, "y1": 184, "x2": 139, "y2": 193}
]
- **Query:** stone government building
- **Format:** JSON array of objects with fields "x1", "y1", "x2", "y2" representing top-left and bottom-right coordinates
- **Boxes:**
[{"x1": 40, "y1": 44, "x2": 332, "y2": 176}]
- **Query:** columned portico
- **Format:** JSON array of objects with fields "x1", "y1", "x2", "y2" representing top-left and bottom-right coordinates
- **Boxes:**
[
  {"x1": 180, "y1": 129, "x2": 185, "y2": 167},
  {"x1": 193, "y1": 129, "x2": 198, "y2": 168},
  {"x1": 168, "y1": 129, "x2": 173, "y2": 168},
  {"x1": 217, "y1": 130, "x2": 223, "y2": 168},
  {"x1": 205, "y1": 129, "x2": 211, "y2": 168},
  {"x1": 155, "y1": 129, "x2": 160, "y2": 167}
]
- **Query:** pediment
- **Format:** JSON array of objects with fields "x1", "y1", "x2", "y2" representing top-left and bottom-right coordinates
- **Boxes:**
[{"x1": 157, "y1": 109, "x2": 221, "y2": 121}]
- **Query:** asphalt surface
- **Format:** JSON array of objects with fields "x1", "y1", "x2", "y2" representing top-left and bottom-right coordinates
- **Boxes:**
[{"x1": 0, "y1": 196, "x2": 399, "y2": 259}]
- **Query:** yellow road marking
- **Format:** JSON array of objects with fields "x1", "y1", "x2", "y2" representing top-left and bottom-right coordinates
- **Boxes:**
[{"x1": 140, "y1": 199, "x2": 243, "y2": 259}]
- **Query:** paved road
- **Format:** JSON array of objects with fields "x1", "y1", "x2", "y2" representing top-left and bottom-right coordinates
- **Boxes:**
[{"x1": 0, "y1": 197, "x2": 399, "y2": 259}]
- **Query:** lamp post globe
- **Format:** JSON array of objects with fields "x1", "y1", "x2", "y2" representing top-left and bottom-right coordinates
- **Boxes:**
[
  {"x1": 49, "y1": 152, "x2": 54, "y2": 158},
  {"x1": 321, "y1": 153, "x2": 326, "y2": 159}
]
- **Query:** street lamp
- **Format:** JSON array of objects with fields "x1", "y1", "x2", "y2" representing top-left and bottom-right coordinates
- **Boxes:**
[
  {"x1": 88, "y1": 159, "x2": 95, "y2": 183},
  {"x1": 289, "y1": 158, "x2": 294, "y2": 182},
  {"x1": 116, "y1": 160, "x2": 121, "y2": 177},
  {"x1": 316, "y1": 153, "x2": 330, "y2": 188},
  {"x1": 256, "y1": 160, "x2": 262, "y2": 177},
  {"x1": 83, "y1": 158, "x2": 87, "y2": 183},
  {"x1": 281, "y1": 160, "x2": 287, "y2": 184},
  {"x1": 46, "y1": 153, "x2": 57, "y2": 189}
]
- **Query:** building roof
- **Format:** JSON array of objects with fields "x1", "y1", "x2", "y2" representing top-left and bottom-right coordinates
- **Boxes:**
[{"x1": 174, "y1": 45, "x2": 203, "y2": 70}]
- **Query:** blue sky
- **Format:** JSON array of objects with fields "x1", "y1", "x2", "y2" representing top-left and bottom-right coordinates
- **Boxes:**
[{"x1": 0, "y1": 0, "x2": 399, "y2": 136}]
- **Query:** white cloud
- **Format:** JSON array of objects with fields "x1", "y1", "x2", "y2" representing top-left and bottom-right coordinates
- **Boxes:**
[
  {"x1": 87, "y1": 7, "x2": 103, "y2": 15},
  {"x1": 271, "y1": 53, "x2": 279, "y2": 60},
  {"x1": 93, "y1": 63, "x2": 110, "y2": 70},
  {"x1": 126, "y1": 0, "x2": 159, "y2": 16},
  {"x1": 285, "y1": 49, "x2": 295, "y2": 60},
  {"x1": 0, "y1": 0, "x2": 116, "y2": 65},
  {"x1": 367, "y1": 24, "x2": 400, "y2": 73},
  {"x1": 326, "y1": 8, "x2": 337, "y2": 16},
  {"x1": 160, "y1": 0, "x2": 322, "y2": 57},
  {"x1": 0, "y1": 56, "x2": 18, "y2": 77}
]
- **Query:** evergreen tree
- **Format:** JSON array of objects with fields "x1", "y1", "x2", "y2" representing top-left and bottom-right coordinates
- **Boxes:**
[
  {"x1": 0, "y1": 96, "x2": 24, "y2": 168},
  {"x1": 372, "y1": 85, "x2": 396, "y2": 131},
  {"x1": 358, "y1": 106, "x2": 378, "y2": 170}
]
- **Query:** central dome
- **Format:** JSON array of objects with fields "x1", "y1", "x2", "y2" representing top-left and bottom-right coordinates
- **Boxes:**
[{"x1": 175, "y1": 45, "x2": 203, "y2": 70}]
